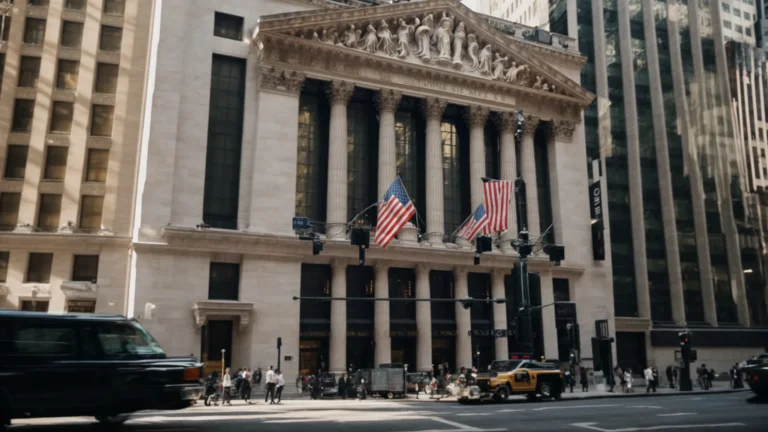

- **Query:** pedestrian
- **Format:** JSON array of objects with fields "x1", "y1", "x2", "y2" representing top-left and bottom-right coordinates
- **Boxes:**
[
  {"x1": 624, "y1": 368, "x2": 633, "y2": 393},
  {"x1": 580, "y1": 366, "x2": 589, "y2": 392},
  {"x1": 666, "y1": 365, "x2": 674, "y2": 389},
  {"x1": 615, "y1": 365, "x2": 625, "y2": 393},
  {"x1": 652, "y1": 366, "x2": 660, "y2": 390},
  {"x1": 254, "y1": 367, "x2": 262, "y2": 391},
  {"x1": 644, "y1": 365, "x2": 656, "y2": 393},
  {"x1": 672, "y1": 366, "x2": 679, "y2": 389},
  {"x1": 222, "y1": 367, "x2": 233, "y2": 406},
  {"x1": 707, "y1": 368, "x2": 715, "y2": 389},
  {"x1": 338, "y1": 373, "x2": 347, "y2": 399},
  {"x1": 565, "y1": 370, "x2": 573, "y2": 393},
  {"x1": 275, "y1": 370, "x2": 285, "y2": 403},
  {"x1": 265, "y1": 365, "x2": 277, "y2": 404},
  {"x1": 241, "y1": 368, "x2": 252, "y2": 403}
]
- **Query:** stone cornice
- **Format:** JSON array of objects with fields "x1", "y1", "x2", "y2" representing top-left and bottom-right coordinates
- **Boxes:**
[
  {"x1": 0, "y1": 232, "x2": 131, "y2": 249},
  {"x1": 158, "y1": 227, "x2": 584, "y2": 275}
]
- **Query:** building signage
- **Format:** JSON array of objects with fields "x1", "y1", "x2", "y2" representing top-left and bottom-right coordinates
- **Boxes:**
[
  {"x1": 589, "y1": 180, "x2": 606, "y2": 261},
  {"x1": 432, "y1": 330, "x2": 457, "y2": 337},
  {"x1": 67, "y1": 299, "x2": 96, "y2": 313},
  {"x1": 347, "y1": 331, "x2": 371, "y2": 337},
  {"x1": 299, "y1": 331, "x2": 330, "y2": 338},
  {"x1": 389, "y1": 330, "x2": 418, "y2": 338},
  {"x1": 471, "y1": 329, "x2": 495, "y2": 337}
]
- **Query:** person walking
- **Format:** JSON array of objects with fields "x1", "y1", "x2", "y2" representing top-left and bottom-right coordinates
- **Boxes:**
[
  {"x1": 338, "y1": 373, "x2": 347, "y2": 399},
  {"x1": 254, "y1": 368, "x2": 262, "y2": 391},
  {"x1": 624, "y1": 368, "x2": 633, "y2": 393},
  {"x1": 665, "y1": 365, "x2": 674, "y2": 389},
  {"x1": 264, "y1": 366, "x2": 277, "y2": 404},
  {"x1": 615, "y1": 365, "x2": 625, "y2": 393},
  {"x1": 222, "y1": 368, "x2": 233, "y2": 406},
  {"x1": 241, "y1": 368, "x2": 252, "y2": 403},
  {"x1": 275, "y1": 370, "x2": 285, "y2": 403},
  {"x1": 645, "y1": 365, "x2": 656, "y2": 393},
  {"x1": 580, "y1": 366, "x2": 589, "y2": 392}
]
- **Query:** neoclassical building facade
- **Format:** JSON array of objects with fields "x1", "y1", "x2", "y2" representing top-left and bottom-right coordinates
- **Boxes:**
[{"x1": 134, "y1": 0, "x2": 608, "y2": 382}]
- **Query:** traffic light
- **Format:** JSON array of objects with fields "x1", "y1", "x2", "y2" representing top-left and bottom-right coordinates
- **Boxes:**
[
  {"x1": 678, "y1": 331, "x2": 693, "y2": 391},
  {"x1": 679, "y1": 331, "x2": 691, "y2": 356},
  {"x1": 312, "y1": 238, "x2": 323, "y2": 255}
]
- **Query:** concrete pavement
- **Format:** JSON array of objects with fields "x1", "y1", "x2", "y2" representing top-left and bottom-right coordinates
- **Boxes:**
[{"x1": 8, "y1": 390, "x2": 766, "y2": 431}]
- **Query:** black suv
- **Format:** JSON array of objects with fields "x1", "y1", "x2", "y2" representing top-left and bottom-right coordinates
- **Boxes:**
[{"x1": 0, "y1": 311, "x2": 204, "y2": 428}]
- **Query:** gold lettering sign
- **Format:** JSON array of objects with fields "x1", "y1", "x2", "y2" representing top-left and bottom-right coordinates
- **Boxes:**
[
  {"x1": 67, "y1": 299, "x2": 96, "y2": 313},
  {"x1": 299, "y1": 331, "x2": 330, "y2": 338}
]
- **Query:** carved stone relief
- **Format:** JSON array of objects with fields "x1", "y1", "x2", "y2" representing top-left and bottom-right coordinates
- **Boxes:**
[
  {"x1": 260, "y1": 66, "x2": 306, "y2": 94},
  {"x1": 376, "y1": 88, "x2": 403, "y2": 113},
  {"x1": 282, "y1": 10, "x2": 570, "y2": 95},
  {"x1": 554, "y1": 119, "x2": 577, "y2": 141}
]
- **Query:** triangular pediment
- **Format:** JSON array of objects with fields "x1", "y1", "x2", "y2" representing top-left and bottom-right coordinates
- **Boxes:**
[{"x1": 257, "y1": 0, "x2": 594, "y2": 108}]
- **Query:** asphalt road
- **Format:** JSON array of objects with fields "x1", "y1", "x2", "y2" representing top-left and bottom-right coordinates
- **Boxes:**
[{"x1": 8, "y1": 392, "x2": 767, "y2": 432}]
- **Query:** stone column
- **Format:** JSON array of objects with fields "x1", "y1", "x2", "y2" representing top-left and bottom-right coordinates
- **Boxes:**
[
  {"x1": 498, "y1": 112, "x2": 518, "y2": 250},
  {"x1": 376, "y1": 89, "x2": 402, "y2": 196},
  {"x1": 539, "y1": 274, "x2": 559, "y2": 361},
  {"x1": 491, "y1": 269, "x2": 509, "y2": 361},
  {"x1": 466, "y1": 105, "x2": 489, "y2": 208},
  {"x1": 454, "y1": 267, "x2": 472, "y2": 369},
  {"x1": 374, "y1": 262, "x2": 391, "y2": 366},
  {"x1": 415, "y1": 263, "x2": 432, "y2": 372},
  {"x1": 325, "y1": 80, "x2": 355, "y2": 239},
  {"x1": 520, "y1": 115, "x2": 540, "y2": 239},
  {"x1": 422, "y1": 97, "x2": 448, "y2": 246},
  {"x1": 329, "y1": 260, "x2": 347, "y2": 374}
]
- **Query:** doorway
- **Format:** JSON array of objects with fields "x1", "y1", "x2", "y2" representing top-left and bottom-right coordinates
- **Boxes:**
[
  {"x1": 299, "y1": 338, "x2": 328, "y2": 375},
  {"x1": 201, "y1": 320, "x2": 233, "y2": 377},
  {"x1": 432, "y1": 337, "x2": 456, "y2": 374}
]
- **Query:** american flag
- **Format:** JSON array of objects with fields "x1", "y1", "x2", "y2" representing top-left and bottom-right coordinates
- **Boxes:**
[
  {"x1": 482, "y1": 179, "x2": 512, "y2": 234},
  {"x1": 374, "y1": 177, "x2": 416, "y2": 249},
  {"x1": 457, "y1": 204, "x2": 489, "y2": 241}
]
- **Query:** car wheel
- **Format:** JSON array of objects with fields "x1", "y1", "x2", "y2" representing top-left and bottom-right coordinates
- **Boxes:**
[
  {"x1": 387, "y1": 392, "x2": 395, "y2": 399},
  {"x1": 95, "y1": 414, "x2": 130, "y2": 425},
  {"x1": 538, "y1": 382, "x2": 552, "y2": 399},
  {"x1": 495, "y1": 386, "x2": 510, "y2": 402}
]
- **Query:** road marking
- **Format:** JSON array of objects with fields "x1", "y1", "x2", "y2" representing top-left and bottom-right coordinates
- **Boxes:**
[
  {"x1": 628, "y1": 406, "x2": 662, "y2": 409},
  {"x1": 496, "y1": 409, "x2": 526, "y2": 413},
  {"x1": 571, "y1": 422, "x2": 746, "y2": 432},
  {"x1": 457, "y1": 413, "x2": 491, "y2": 416},
  {"x1": 656, "y1": 413, "x2": 696, "y2": 417},
  {"x1": 431, "y1": 417, "x2": 483, "y2": 430},
  {"x1": 532, "y1": 404, "x2": 619, "y2": 411},
  {"x1": 689, "y1": 397, "x2": 703, "y2": 400}
]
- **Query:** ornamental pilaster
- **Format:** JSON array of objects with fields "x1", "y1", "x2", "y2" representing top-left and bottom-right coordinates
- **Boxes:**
[
  {"x1": 259, "y1": 66, "x2": 306, "y2": 95},
  {"x1": 553, "y1": 119, "x2": 576, "y2": 142}
]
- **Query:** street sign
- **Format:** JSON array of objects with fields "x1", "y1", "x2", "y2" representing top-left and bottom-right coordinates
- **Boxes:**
[{"x1": 292, "y1": 217, "x2": 311, "y2": 230}]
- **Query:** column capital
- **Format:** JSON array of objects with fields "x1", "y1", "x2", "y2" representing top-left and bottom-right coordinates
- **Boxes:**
[
  {"x1": 326, "y1": 80, "x2": 355, "y2": 105},
  {"x1": 259, "y1": 66, "x2": 306, "y2": 95},
  {"x1": 465, "y1": 105, "x2": 490, "y2": 128},
  {"x1": 521, "y1": 114, "x2": 540, "y2": 136},
  {"x1": 376, "y1": 89, "x2": 402, "y2": 113},
  {"x1": 492, "y1": 268, "x2": 508, "y2": 280},
  {"x1": 415, "y1": 263, "x2": 431, "y2": 276},
  {"x1": 553, "y1": 119, "x2": 576, "y2": 142},
  {"x1": 453, "y1": 266, "x2": 468, "y2": 279},
  {"x1": 374, "y1": 261, "x2": 390, "y2": 273},
  {"x1": 496, "y1": 111, "x2": 518, "y2": 133},
  {"x1": 332, "y1": 259, "x2": 349, "y2": 272},
  {"x1": 421, "y1": 97, "x2": 447, "y2": 120}
]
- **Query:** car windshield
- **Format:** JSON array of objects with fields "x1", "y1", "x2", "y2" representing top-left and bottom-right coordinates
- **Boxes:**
[
  {"x1": 490, "y1": 360, "x2": 523, "y2": 372},
  {"x1": 96, "y1": 320, "x2": 166, "y2": 359}
]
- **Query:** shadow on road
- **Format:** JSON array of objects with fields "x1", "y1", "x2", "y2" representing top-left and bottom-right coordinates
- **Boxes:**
[{"x1": 746, "y1": 394, "x2": 768, "y2": 404}]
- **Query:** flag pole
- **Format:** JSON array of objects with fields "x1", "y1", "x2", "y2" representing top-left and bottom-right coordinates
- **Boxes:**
[
  {"x1": 450, "y1": 210, "x2": 476, "y2": 240},
  {"x1": 395, "y1": 175, "x2": 420, "y2": 227}
]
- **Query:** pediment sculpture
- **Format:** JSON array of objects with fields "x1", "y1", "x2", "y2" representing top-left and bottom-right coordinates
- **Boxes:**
[{"x1": 286, "y1": 11, "x2": 569, "y2": 96}]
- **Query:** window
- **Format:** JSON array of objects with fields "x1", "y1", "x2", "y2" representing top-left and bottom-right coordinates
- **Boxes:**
[
  {"x1": 0, "y1": 193, "x2": 21, "y2": 230},
  {"x1": 18, "y1": 56, "x2": 41, "y2": 88},
  {"x1": 99, "y1": 25, "x2": 122, "y2": 51},
  {"x1": 746, "y1": 28, "x2": 752, "y2": 36},
  {"x1": 213, "y1": 12, "x2": 244, "y2": 41},
  {"x1": 95, "y1": 321, "x2": 165, "y2": 359},
  {"x1": 208, "y1": 262, "x2": 240, "y2": 300},
  {"x1": 442, "y1": 121, "x2": 462, "y2": 236},
  {"x1": 60, "y1": 21, "x2": 83, "y2": 48},
  {"x1": 72, "y1": 255, "x2": 98, "y2": 282},
  {"x1": 79, "y1": 195, "x2": 104, "y2": 230},
  {"x1": 4, "y1": 145, "x2": 28, "y2": 179},
  {"x1": 20, "y1": 300, "x2": 50, "y2": 312},
  {"x1": 1, "y1": 18, "x2": 10, "y2": 42},
  {"x1": 724, "y1": 20, "x2": 732, "y2": 29},
  {"x1": 295, "y1": 83, "x2": 328, "y2": 227},
  {"x1": 735, "y1": 24, "x2": 743, "y2": 33},
  {"x1": 43, "y1": 146, "x2": 68, "y2": 180},
  {"x1": 0, "y1": 251, "x2": 8, "y2": 282},
  {"x1": 347, "y1": 100, "x2": 375, "y2": 224},
  {"x1": 733, "y1": 8, "x2": 740, "y2": 17},
  {"x1": 24, "y1": 18, "x2": 46, "y2": 45},
  {"x1": 90, "y1": 104, "x2": 114, "y2": 136},
  {"x1": 14, "y1": 324, "x2": 77, "y2": 357},
  {"x1": 37, "y1": 194, "x2": 61, "y2": 230},
  {"x1": 94, "y1": 63, "x2": 118, "y2": 94},
  {"x1": 64, "y1": 0, "x2": 86, "y2": 10},
  {"x1": 85, "y1": 149, "x2": 108, "y2": 182},
  {"x1": 12, "y1": 99, "x2": 35, "y2": 132},
  {"x1": 203, "y1": 55, "x2": 245, "y2": 229},
  {"x1": 56, "y1": 60, "x2": 79, "y2": 89},
  {"x1": 722, "y1": 3, "x2": 730, "y2": 12},
  {"x1": 28, "y1": 0, "x2": 50, "y2": 6},
  {"x1": 50, "y1": 102, "x2": 74, "y2": 134},
  {"x1": 103, "y1": 0, "x2": 125, "y2": 16},
  {"x1": 26, "y1": 252, "x2": 53, "y2": 283}
]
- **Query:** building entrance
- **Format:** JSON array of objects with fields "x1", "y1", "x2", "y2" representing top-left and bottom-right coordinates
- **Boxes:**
[
  {"x1": 299, "y1": 338, "x2": 329, "y2": 375},
  {"x1": 200, "y1": 320, "x2": 233, "y2": 377},
  {"x1": 391, "y1": 335, "x2": 417, "y2": 370},
  {"x1": 432, "y1": 337, "x2": 456, "y2": 374}
]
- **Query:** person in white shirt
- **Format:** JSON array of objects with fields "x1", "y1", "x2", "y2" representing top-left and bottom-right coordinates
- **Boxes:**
[
  {"x1": 645, "y1": 366, "x2": 656, "y2": 393},
  {"x1": 264, "y1": 366, "x2": 277, "y2": 404},
  {"x1": 222, "y1": 368, "x2": 233, "y2": 406},
  {"x1": 241, "y1": 368, "x2": 252, "y2": 403},
  {"x1": 275, "y1": 371, "x2": 285, "y2": 403}
]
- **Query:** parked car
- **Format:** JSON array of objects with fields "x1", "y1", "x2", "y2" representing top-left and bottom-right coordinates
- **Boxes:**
[
  {"x1": 0, "y1": 311, "x2": 204, "y2": 428},
  {"x1": 743, "y1": 355, "x2": 768, "y2": 397},
  {"x1": 458, "y1": 360, "x2": 564, "y2": 404}
]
